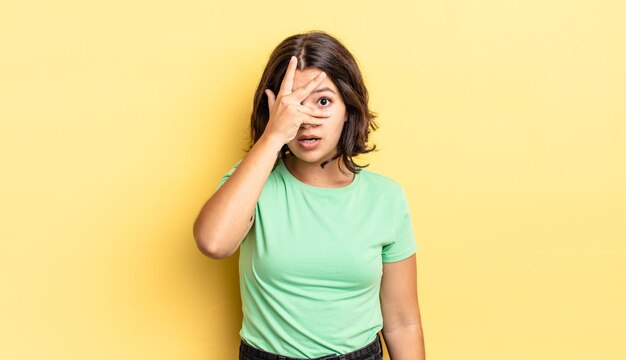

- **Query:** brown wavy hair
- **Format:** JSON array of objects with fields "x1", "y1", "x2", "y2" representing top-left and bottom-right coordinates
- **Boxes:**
[{"x1": 243, "y1": 30, "x2": 379, "y2": 174}]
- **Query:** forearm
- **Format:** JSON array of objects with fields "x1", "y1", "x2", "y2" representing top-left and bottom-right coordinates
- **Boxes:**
[
  {"x1": 193, "y1": 134, "x2": 283, "y2": 258},
  {"x1": 381, "y1": 324, "x2": 425, "y2": 360}
]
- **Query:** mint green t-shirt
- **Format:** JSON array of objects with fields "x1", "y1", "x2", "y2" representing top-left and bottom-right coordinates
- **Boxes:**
[{"x1": 215, "y1": 156, "x2": 418, "y2": 358}]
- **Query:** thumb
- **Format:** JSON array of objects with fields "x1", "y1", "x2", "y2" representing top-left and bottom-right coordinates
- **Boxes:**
[{"x1": 264, "y1": 89, "x2": 275, "y2": 110}]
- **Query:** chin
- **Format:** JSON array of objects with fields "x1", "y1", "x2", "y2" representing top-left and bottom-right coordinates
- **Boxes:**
[
  {"x1": 287, "y1": 147, "x2": 325, "y2": 164},
  {"x1": 289, "y1": 152, "x2": 320, "y2": 163},
  {"x1": 289, "y1": 153, "x2": 339, "y2": 169}
]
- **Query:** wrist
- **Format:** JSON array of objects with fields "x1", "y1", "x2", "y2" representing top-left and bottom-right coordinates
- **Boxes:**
[{"x1": 258, "y1": 134, "x2": 285, "y2": 155}]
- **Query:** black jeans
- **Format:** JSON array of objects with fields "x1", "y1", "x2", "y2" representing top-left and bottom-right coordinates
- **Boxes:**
[{"x1": 239, "y1": 333, "x2": 383, "y2": 360}]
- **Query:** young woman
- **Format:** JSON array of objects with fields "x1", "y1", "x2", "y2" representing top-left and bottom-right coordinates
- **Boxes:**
[{"x1": 193, "y1": 30, "x2": 425, "y2": 360}]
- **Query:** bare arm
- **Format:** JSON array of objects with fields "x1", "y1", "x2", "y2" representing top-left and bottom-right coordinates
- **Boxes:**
[
  {"x1": 193, "y1": 55, "x2": 329, "y2": 259},
  {"x1": 193, "y1": 134, "x2": 283, "y2": 259},
  {"x1": 380, "y1": 254, "x2": 425, "y2": 359}
]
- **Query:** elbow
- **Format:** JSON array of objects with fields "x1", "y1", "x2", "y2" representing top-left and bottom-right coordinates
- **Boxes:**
[
  {"x1": 195, "y1": 237, "x2": 228, "y2": 259},
  {"x1": 193, "y1": 231, "x2": 233, "y2": 260},
  {"x1": 200, "y1": 245, "x2": 231, "y2": 260}
]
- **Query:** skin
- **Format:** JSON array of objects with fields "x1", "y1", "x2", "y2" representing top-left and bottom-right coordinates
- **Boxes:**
[
  {"x1": 266, "y1": 57, "x2": 425, "y2": 359},
  {"x1": 380, "y1": 254, "x2": 426, "y2": 359},
  {"x1": 199, "y1": 57, "x2": 425, "y2": 360},
  {"x1": 195, "y1": 57, "x2": 330, "y2": 259},
  {"x1": 266, "y1": 57, "x2": 352, "y2": 188},
  {"x1": 283, "y1": 67, "x2": 353, "y2": 188}
]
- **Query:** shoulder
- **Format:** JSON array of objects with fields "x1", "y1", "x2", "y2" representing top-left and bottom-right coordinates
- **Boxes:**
[
  {"x1": 231, "y1": 158, "x2": 243, "y2": 170},
  {"x1": 358, "y1": 167, "x2": 405, "y2": 198},
  {"x1": 216, "y1": 159, "x2": 244, "y2": 190}
]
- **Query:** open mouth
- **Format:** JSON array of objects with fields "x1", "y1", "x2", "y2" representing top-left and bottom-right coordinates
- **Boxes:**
[{"x1": 298, "y1": 138, "x2": 321, "y2": 149}]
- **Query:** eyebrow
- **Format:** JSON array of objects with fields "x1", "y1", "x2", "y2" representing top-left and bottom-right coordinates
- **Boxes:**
[{"x1": 310, "y1": 87, "x2": 336, "y2": 95}]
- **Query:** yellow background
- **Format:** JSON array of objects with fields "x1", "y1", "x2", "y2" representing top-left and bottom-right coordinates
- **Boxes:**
[{"x1": 1, "y1": 0, "x2": 624, "y2": 359}]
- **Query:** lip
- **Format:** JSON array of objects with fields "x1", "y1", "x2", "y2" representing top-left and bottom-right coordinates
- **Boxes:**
[
  {"x1": 297, "y1": 134, "x2": 322, "y2": 141},
  {"x1": 297, "y1": 138, "x2": 321, "y2": 150}
]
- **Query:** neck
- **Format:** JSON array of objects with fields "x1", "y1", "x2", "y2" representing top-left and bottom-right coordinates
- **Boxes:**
[{"x1": 284, "y1": 154, "x2": 354, "y2": 188}]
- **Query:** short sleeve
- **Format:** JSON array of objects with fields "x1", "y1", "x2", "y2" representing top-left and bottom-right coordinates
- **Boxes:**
[
  {"x1": 215, "y1": 159, "x2": 243, "y2": 191},
  {"x1": 382, "y1": 185, "x2": 419, "y2": 263}
]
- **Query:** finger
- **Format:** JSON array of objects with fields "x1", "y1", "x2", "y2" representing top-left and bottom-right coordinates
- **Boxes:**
[
  {"x1": 296, "y1": 104, "x2": 331, "y2": 118},
  {"x1": 265, "y1": 89, "x2": 275, "y2": 109},
  {"x1": 292, "y1": 70, "x2": 327, "y2": 103},
  {"x1": 301, "y1": 115, "x2": 327, "y2": 126},
  {"x1": 279, "y1": 56, "x2": 297, "y2": 96}
]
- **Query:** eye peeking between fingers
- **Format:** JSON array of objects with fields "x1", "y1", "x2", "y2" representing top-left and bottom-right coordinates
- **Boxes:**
[{"x1": 318, "y1": 97, "x2": 332, "y2": 107}]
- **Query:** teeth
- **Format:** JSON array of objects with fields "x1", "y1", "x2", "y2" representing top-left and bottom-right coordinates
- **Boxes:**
[{"x1": 301, "y1": 138, "x2": 318, "y2": 142}]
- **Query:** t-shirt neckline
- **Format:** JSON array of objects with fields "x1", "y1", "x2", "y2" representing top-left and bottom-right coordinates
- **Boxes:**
[{"x1": 277, "y1": 157, "x2": 361, "y2": 195}]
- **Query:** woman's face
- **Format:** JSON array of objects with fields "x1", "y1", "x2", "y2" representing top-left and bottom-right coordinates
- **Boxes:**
[{"x1": 286, "y1": 67, "x2": 347, "y2": 165}]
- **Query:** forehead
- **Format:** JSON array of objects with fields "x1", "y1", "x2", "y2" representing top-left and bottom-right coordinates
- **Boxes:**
[{"x1": 292, "y1": 68, "x2": 338, "y2": 93}]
